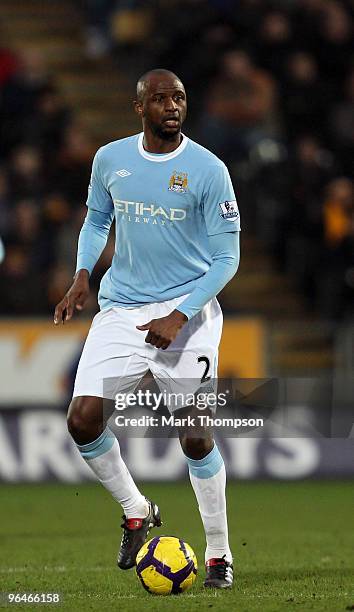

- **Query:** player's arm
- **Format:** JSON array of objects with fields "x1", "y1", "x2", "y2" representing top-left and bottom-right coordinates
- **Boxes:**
[
  {"x1": 54, "y1": 209, "x2": 114, "y2": 324},
  {"x1": 175, "y1": 160, "x2": 241, "y2": 320},
  {"x1": 54, "y1": 147, "x2": 114, "y2": 324},
  {"x1": 176, "y1": 231, "x2": 240, "y2": 319},
  {"x1": 136, "y1": 232, "x2": 239, "y2": 348},
  {"x1": 0, "y1": 236, "x2": 5, "y2": 264}
]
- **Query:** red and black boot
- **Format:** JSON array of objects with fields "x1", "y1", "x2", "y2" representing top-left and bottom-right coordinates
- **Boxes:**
[
  {"x1": 117, "y1": 499, "x2": 162, "y2": 570},
  {"x1": 204, "y1": 555, "x2": 233, "y2": 588}
]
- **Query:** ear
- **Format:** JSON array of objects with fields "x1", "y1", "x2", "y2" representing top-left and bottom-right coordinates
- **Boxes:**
[{"x1": 134, "y1": 100, "x2": 144, "y2": 117}]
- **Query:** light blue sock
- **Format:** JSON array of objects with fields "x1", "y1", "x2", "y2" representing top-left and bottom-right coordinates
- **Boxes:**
[
  {"x1": 75, "y1": 427, "x2": 147, "y2": 517},
  {"x1": 185, "y1": 444, "x2": 232, "y2": 562},
  {"x1": 185, "y1": 443, "x2": 224, "y2": 478},
  {"x1": 76, "y1": 427, "x2": 115, "y2": 459}
]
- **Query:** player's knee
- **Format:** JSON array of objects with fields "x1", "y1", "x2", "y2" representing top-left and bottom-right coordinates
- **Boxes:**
[
  {"x1": 67, "y1": 398, "x2": 86, "y2": 439},
  {"x1": 180, "y1": 434, "x2": 214, "y2": 460},
  {"x1": 67, "y1": 397, "x2": 99, "y2": 442}
]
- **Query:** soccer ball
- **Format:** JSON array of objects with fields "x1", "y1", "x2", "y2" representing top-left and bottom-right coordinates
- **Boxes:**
[{"x1": 136, "y1": 536, "x2": 197, "y2": 595}]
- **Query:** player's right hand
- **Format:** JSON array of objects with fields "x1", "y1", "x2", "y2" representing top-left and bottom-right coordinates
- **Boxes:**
[{"x1": 54, "y1": 269, "x2": 90, "y2": 325}]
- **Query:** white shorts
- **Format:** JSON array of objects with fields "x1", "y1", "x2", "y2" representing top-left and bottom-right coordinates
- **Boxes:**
[{"x1": 73, "y1": 294, "x2": 223, "y2": 412}]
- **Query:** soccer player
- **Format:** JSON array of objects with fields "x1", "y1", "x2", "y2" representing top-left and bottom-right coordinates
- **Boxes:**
[{"x1": 54, "y1": 69, "x2": 240, "y2": 589}]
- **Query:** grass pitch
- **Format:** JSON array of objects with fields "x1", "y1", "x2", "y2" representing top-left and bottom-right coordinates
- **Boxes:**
[{"x1": 0, "y1": 481, "x2": 353, "y2": 611}]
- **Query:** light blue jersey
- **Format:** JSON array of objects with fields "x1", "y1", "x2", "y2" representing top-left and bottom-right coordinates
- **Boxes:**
[{"x1": 86, "y1": 132, "x2": 240, "y2": 310}]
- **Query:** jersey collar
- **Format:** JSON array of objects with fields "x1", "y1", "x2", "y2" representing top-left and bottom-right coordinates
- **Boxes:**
[{"x1": 137, "y1": 132, "x2": 189, "y2": 162}]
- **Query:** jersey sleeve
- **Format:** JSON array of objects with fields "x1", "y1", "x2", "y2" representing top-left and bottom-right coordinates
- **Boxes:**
[
  {"x1": 86, "y1": 148, "x2": 114, "y2": 213},
  {"x1": 202, "y1": 163, "x2": 241, "y2": 236}
]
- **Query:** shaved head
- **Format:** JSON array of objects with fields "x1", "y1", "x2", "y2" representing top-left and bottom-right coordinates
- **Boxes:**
[
  {"x1": 136, "y1": 69, "x2": 184, "y2": 103},
  {"x1": 134, "y1": 68, "x2": 187, "y2": 145}
]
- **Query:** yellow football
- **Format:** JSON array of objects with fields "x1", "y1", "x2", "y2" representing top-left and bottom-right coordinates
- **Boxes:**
[{"x1": 136, "y1": 536, "x2": 197, "y2": 595}]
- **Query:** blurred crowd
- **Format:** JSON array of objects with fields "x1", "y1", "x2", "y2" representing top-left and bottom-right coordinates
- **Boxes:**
[
  {"x1": 0, "y1": 47, "x2": 113, "y2": 314},
  {"x1": 0, "y1": 0, "x2": 353, "y2": 319}
]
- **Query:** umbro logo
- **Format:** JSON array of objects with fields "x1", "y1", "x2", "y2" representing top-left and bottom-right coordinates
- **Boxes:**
[{"x1": 115, "y1": 169, "x2": 132, "y2": 177}]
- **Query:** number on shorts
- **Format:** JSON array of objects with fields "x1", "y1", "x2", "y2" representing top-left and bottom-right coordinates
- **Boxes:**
[{"x1": 198, "y1": 356, "x2": 211, "y2": 383}]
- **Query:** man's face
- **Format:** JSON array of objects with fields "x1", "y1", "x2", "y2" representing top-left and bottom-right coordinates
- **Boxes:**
[{"x1": 136, "y1": 75, "x2": 187, "y2": 140}]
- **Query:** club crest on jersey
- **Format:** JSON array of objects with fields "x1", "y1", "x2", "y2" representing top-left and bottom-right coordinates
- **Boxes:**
[
  {"x1": 219, "y1": 200, "x2": 239, "y2": 221},
  {"x1": 168, "y1": 171, "x2": 188, "y2": 193}
]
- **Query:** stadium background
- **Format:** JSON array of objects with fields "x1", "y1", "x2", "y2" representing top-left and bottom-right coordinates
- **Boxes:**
[{"x1": 0, "y1": 2, "x2": 353, "y2": 610}]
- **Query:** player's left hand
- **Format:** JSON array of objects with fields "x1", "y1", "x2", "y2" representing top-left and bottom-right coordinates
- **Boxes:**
[{"x1": 136, "y1": 310, "x2": 188, "y2": 349}]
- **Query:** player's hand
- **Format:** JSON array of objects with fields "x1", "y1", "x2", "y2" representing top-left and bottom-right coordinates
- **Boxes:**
[
  {"x1": 136, "y1": 309, "x2": 188, "y2": 349},
  {"x1": 54, "y1": 269, "x2": 90, "y2": 325}
]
